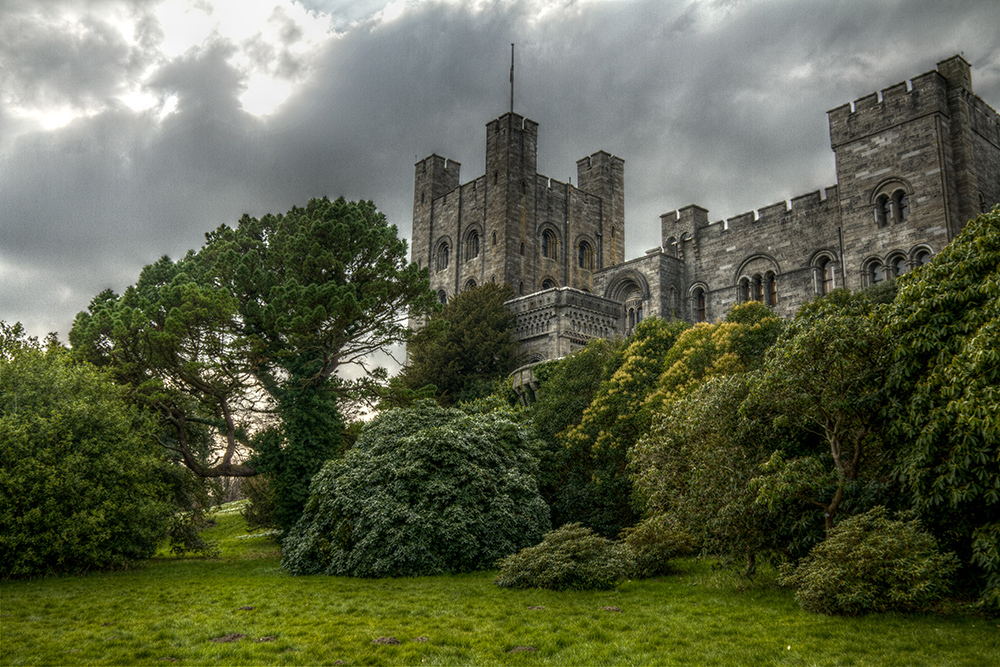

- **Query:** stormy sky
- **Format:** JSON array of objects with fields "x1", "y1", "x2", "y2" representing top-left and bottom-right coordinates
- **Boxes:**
[{"x1": 3, "y1": 0, "x2": 999, "y2": 343}]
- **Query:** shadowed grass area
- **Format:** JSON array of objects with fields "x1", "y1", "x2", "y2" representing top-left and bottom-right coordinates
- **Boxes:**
[{"x1": 2, "y1": 506, "x2": 996, "y2": 666}]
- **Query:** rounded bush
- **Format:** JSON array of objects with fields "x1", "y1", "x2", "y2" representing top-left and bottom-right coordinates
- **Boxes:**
[
  {"x1": 779, "y1": 507, "x2": 960, "y2": 615},
  {"x1": 0, "y1": 334, "x2": 172, "y2": 578},
  {"x1": 495, "y1": 523, "x2": 634, "y2": 590},
  {"x1": 281, "y1": 400, "x2": 550, "y2": 577},
  {"x1": 618, "y1": 513, "x2": 695, "y2": 578}
]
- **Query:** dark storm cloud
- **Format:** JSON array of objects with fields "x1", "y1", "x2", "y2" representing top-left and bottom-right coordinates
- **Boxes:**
[{"x1": 1, "y1": 0, "x2": 999, "y2": 340}]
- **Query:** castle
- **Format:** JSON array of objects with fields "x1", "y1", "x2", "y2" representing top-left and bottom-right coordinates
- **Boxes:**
[{"x1": 411, "y1": 55, "x2": 1000, "y2": 364}]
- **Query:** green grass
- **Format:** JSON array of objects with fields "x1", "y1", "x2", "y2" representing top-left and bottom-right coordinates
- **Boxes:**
[{"x1": 2, "y1": 506, "x2": 997, "y2": 666}]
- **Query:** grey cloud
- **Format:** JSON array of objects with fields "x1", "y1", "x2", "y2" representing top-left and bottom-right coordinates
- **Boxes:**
[{"x1": 2, "y1": 0, "x2": 999, "y2": 342}]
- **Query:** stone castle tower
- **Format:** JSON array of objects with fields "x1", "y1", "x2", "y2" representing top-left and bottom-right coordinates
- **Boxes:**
[
  {"x1": 411, "y1": 55, "x2": 1000, "y2": 365},
  {"x1": 411, "y1": 112, "x2": 624, "y2": 304}
]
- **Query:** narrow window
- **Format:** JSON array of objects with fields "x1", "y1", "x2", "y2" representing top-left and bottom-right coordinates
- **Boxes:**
[
  {"x1": 694, "y1": 288, "x2": 707, "y2": 322},
  {"x1": 436, "y1": 242, "x2": 450, "y2": 272},
  {"x1": 492, "y1": 231, "x2": 497, "y2": 246},
  {"x1": 869, "y1": 262, "x2": 885, "y2": 285},
  {"x1": 766, "y1": 272, "x2": 778, "y2": 306},
  {"x1": 466, "y1": 230, "x2": 480, "y2": 261},
  {"x1": 437, "y1": 290, "x2": 447, "y2": 304},
  {"x1": 875, "y1": 195, "x2": 890, "y2": 227},
  {"x1": 542, "y1": 230, "x2": 558, "y2": 260},
  {"x1": 820, "y1": 258, "x2": 836, "y2": 294},
  {"x1": 578, "y1": 241, "x2": 594, "y2": 270},
  {"x1": 739, "y1": 278, "x2": 751, "y2": 303},
  {"x1": 753, "y1": 275, "x2": 763, "y2": 302},
  {"x1": 893, "y1": 190, "x2": 909, "y2": 222},
  {"x1": 519, "y1": 281, "x2": 524, "y2": 295},
  {"x1": 519, "y1": 242, "x2": 525, "y2": 256}
]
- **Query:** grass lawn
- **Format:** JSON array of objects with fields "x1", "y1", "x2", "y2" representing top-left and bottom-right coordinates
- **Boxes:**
[{"x1": 2, "y1": 504, "x2": 997, "y2": 666}]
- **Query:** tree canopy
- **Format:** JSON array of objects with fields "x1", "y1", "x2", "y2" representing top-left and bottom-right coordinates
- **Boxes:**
[
  {"x1": 1, "y1": 323, "x2": 172, "y2": 577},
  {"x1": 885, "y1": 206, "x2": 1000, "y2": 609},
  {"x1": 399, "y1": 282, "x2": 520, "y2": 405},
  {"x1": 71, "y1": 197, "x2": 438, "y2": 530}
]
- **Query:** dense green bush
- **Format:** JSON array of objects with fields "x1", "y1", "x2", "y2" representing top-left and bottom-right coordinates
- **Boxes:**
[
  {"x1": 618, "y1": 514, "x2": 695, "y2": 578},
  {"x1": 779, "y1": 507, "x2": 959, "y2": 615},
  {"x1": 495, "y1": 523, "x2": 634, "y2": 590},
  {"x1": 281, "y1": 399, "x2": 550, "y2": 577},
  {"x1": 0, "y1": 324, "x2": 172, "y2": 578}
]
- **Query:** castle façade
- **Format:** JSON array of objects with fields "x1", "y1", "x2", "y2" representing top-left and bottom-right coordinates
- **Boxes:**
[{"x1": 410, "y1": 55, "x2": 1000, "y2": 364}]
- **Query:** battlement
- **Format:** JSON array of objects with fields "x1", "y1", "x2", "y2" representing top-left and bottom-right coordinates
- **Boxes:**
[
  {"x1": 827, "y1": 57, "x2": 975, "y2": 148},
  {"x1": 486, "y1": 112, "x2": 539, "y2": 136}
]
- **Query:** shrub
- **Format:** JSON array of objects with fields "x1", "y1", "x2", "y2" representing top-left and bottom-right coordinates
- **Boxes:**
[
  {"x1": 239, "y1": 474, "x2": 278, "y2": 532},
  {"x1": 618, "y1": 514, "x2": 695, "y2": 578},
  {"x1": 779, "y1": 507, "x2": 960, "y2": 615},
  {"x1": 495, "y1": 523, "x2": 635, "y2": 590},
  {"x1": 0, "y1": 325, "x2": 172, "y2": 578},
  {"x1": 281, "y1": 399, "x2": 550, "y2": 577}
]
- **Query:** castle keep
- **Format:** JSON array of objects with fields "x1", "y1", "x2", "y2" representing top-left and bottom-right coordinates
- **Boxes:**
[{"x1": 411, "y1": 55, "x2": 1000, "y2": 363}]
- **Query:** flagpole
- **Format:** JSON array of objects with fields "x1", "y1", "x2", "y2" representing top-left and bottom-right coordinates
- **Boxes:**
[{"x1": 510, "y1": 43, "x2": 514, "y2": 114}]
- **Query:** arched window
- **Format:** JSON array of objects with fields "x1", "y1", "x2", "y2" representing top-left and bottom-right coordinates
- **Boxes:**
[
  {"x1": 519, "y1": 242, "x2": 525, "y2": 256},
  {"x1": 518, "y1": 281, "x2": 524, "y2": 295},
  {"x1": 866, "y1": 260, "x2": 886, "y2": 286},
  {"x1": 578, "y1": 240, "x2": 594, "y2": 270},
  {"x1": 542, "y1": 230, "x2": 558, "y2": 260},
  {"x1": 464, "y1": 278, "x2": 477, "y2": 290},
  {"x1": 666, "y1": 236, "x2": 678, "y2": 257},
  {"x1": 465, "y1": 230, "x2": 480, "y2": 261},
  {"x1": 818, "y1": 258, "x2": 836, "y2": 295},
  {"x1": 875, "y1": 194, "x2": 890, "y2": 227},
  {"x1": 738, "y1": 277, "x2": 751, "y2": 303},
  {"x1": 636, "y1": 306, "x2": 643, "y2": 323},
  {"x1": 914, "y1": 249, "x2": 932, "y2": 267},
  {"x1": 893, "y1": 190, "x2": 909, "y2": 222},
  {"x1": 890, "y1": 254, "x2": 908, "y2": 278},
  {"x1": 872, "y1": 181, "x2": 913, "y2": 227},
  {"x1": 435, "y1": 241, "x2": 450, "y2": 272},
  {"x1": 693, "y1": 288, "x2": 707, "y2": 322},
  {"x1": 541, "y1": 278, "x2": 557, "y2": 290},
  {"x1": 753, "y1": 275, "x2": 764, "y2": 302},
  {"x1": 491, "y1": 231, "x2": 497, "y2": 246},
  {"x1": 766, "y1": 272, "x2": 778, "y2": 306},
  {"x1": 437, "y1": 290, "x2": 447, "y2": 304}
]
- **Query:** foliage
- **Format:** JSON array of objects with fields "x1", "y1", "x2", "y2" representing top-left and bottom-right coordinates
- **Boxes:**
[
  {"x1": 400, "y1": 283, "x2": 521, "y2": 405},
  {"x1": 749, "y1": 290, "x2": 892, "y2": 536},
  {"x1": 617, "y1": 514, "x2": 695, "y2": 578},
  {"x1": 631, "y1": 373, "x2": 809, "y2": 574},
  {"x1": 494, "y1": 523, "x2": 634, "y2": 591},
  {"x1": 0, "y1": 323, "x2": 172, "y2": 577},
  {"x1": 239, "y1": 474, "x2": 278, "y2": 532},
  {"x1": 885, "y1": 206, "x2": 1000, "y2": 610},
  {"x1": 529, "y1": 338, "x2": 625, "y2": 528},
  {"x1": 779, "y1": 507, "x2": 960, "y2": 615},
  {"x1": 281, "y1": 400, "x2": 550, "y2": 577},
  {"x1": 71, "y1": 197, "x2": 438, "y2": 532},
  {"x1": 559, "y1": 318, "x2": 689, "y2": 536}
]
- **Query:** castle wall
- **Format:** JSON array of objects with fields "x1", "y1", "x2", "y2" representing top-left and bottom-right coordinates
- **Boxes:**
[
  {"x1": 970, "y1": 94, "x2": 1000, "y2": 212},
  {"x1": 413, "y1": 54, "x2": 999, "y2": 365},
  {"x1": 507, "y1": 287, "x2": 621, "y2": 362},
  {"x1": 658, "y1": 187, "x2": 842, "y2": 321}
]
